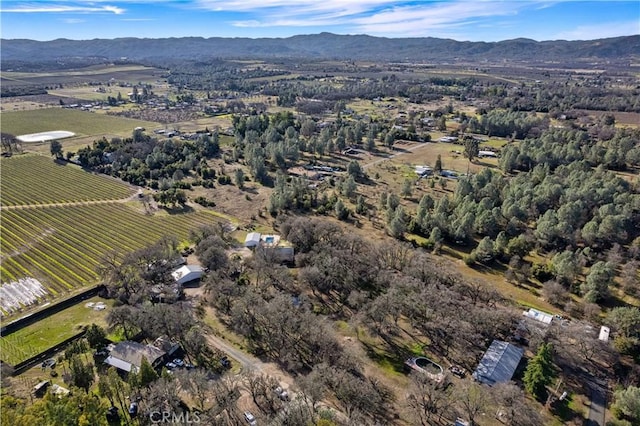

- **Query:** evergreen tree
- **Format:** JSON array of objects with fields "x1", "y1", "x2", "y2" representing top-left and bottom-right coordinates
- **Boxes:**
[
  {"x1": 347, "y1": 160, "x2": 364, "y2": 179},
  {"x1": 523, "y1": 343, "x2": 554, "y2": 401},
  {"x1": 342, "y1": 175, "x2": 357, "y2": 198},
  {"x1": 581, "y1": 261, "x2": 614, "y2": 303},
  {"x1": 234, "y1": 168, "x2": 245, "y2": 189},
  {"x1": 430, "y1": 227, "x2": 443, "y2": 246},
  {"x1": 464, "y1": 138, "x2": 479, "y2": 163},
  {"x1": 389, "y1": 206, "x2": 407, "y2": 239},
  {"x1": 334, "y1": 199, "x2": 348, "y2": 220},
  {"x1": 401, "y1": 179, "x2": 413, "y2": 198},
  {"x1": 434, "y1": 154, "x2": 443, "y2": 174},
  {"x1": 611, "y1": 386, "x2": 640, "y2": 423},
  {"x1": 379, "y1": 191, "x2": 388, "y2": 209},
  {"x1": 494, "y1": 231, "x2": 509, "y2": 258},
  {"x1": 85, "y1": 324, "x2": 107, "y2": 349},
  {"x1": 355, "y1": 195, "x2": 366, "y2": 214},
  {"x1": 138, "y1": 356, "x2": 159, "y2": 388},
  {"x1": 50, "y1": 140, "x2": 63, "y2": 159},
  {"x1": 69, "y1": 355, "x2": 95, "y2": 393},
  {"x1": 475, "y1": 237, "x2": 495, "y2": 263}
]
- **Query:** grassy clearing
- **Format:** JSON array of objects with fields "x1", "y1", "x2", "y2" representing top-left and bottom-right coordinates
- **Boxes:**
[
  {"x1": 1, "y1": 65, "x2": 157, "y2": 80},
  {"x1": 1, "y1": 154, "x2": 133, "y2": 206},
  {"x1": 23, "y1": 136, "x2": 110, "y2": 156},
  {"x1": 0, "y1": 108, "x2": 158, "y2": 138},
  {"x1": 172, "y1": 115, "x2": 234, "y2": 133},
  {"x1": 47, "y1": 88, "x2": 116, "y2": 102},
  {"x1": 389, "y1": 140, "x2": 500, "y2": 175},
  {"x1": 0, "y1": 296, "x2": 113, "y2": 365}
]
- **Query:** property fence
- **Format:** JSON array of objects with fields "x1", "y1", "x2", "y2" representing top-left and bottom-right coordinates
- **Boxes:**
[
  {"x1": 1, "y1": 285, "x2": 106, "y2": 337},
  {"x1": 11, "y1": 329, "x2": 87, "y2": 375}
]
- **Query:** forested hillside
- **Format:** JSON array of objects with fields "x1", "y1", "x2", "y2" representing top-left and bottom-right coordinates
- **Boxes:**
[{"x1": 2, "y1": 33, "x2": 639, "y2": 65}]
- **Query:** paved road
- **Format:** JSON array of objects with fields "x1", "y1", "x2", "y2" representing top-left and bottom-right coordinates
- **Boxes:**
[{"x1": 586, "y1": 377, "x2": 607, "y2": 426}]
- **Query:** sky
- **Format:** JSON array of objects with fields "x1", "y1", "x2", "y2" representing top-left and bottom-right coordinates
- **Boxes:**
[{"x1": 1, "y1": 0, "x2": 638, "y2": 42}]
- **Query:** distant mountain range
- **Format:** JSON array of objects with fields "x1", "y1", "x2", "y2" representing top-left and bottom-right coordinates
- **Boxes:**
[{"x1": 2, "y1": 33, "x2": 639, "y2": 64}]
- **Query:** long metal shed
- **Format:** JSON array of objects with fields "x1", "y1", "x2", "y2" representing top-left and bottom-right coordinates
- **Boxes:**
[{"x1": 472, "y1": 340, "x2": 524, "y2": 386}]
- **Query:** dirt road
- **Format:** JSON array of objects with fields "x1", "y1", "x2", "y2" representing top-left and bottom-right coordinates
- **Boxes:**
[{"x1": 205, "y1": 333, "x2": 264, "y2": 373}]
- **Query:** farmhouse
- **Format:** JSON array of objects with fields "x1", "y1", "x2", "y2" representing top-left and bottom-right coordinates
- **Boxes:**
[
  {"x1": 472, "y1": 340, "x2": 524, "y2": 386},
  {"x1": 245, "y1": 232, "x2": 262, "y2": 248},
  {"x1": 151, "y1": 336, "x2": 181, "y2": 357},
  {"x1": 171, "y1": 264, "x2": 204, "y2": 286},
  {"x1": 104, "y1": 341, "x2": 166, "y2": 374},
  {"x1": 244, "y1": 232, "x2": 295, "y2": 262}
]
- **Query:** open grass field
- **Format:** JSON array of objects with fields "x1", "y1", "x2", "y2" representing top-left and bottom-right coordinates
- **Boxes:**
[
  {"x1": 0, "y1": 296, "x2": 113, "y2": 365},
  {"x1": 391, "y1": 140, "x2": 501, "y2": 174},
  {"x1": 48, "y1": 81, "x2": 171, "y2": 102},
  {"x1": 171, "y1": 114, "x2": 235, "y2": 134},
  {"x1": 1, "y1": 155, "x2": 133, "y2": 206},
  {"x1": 0, "y1": 65, "x2": 163, "y2": 88},
  {"x1": 0, "y1": 202, "x2": 226, "y2": 315},
  {"x1": 1, "y1": 107, "x2": 158, "y2": 138}
]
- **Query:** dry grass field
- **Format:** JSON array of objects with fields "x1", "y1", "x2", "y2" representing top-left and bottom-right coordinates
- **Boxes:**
[
  {"x1": 1, "y1": 65, "x2": 162, "y2": 86},
  {"x1": 2, "y1": 107, "x2": 160, "y2": 155},
  {"x1": 1, "y1": 108, "x2": 158, "y2": 137}
]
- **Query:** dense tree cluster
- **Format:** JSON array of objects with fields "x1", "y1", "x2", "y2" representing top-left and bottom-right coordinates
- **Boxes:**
[
  {"x1": 1, "y1": 392, "x2": 109, "y2": 426},
  {"x1": 98, "y1": 237, "x2": 183, "y2": 304},
  {"x1": 500, "y1": 127, "x2": 640, "y2": 172},
  {"x1": 467, "y1": 109, "x2": 547, "y2": 138},
  {"x1": 74, "y1": 130, "x2": 220, "y2": 187},
  {"x1": 402, "y1": 125, "x2": 639, "y2": 303}
]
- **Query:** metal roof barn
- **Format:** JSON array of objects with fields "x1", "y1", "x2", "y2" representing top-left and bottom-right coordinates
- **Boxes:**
[{"x1": 472, "y1": 340, "x2": 524, "y2": 386}]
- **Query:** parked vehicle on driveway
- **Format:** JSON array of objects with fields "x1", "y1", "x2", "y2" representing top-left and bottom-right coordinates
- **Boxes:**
[{"x1": 244, "y1": 411, "x2": 257, "y2": 425}]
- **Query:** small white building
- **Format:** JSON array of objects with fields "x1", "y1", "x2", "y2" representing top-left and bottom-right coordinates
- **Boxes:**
[
  {"x1": 598, "y1": 326, "x2": 610, "y2": 342},
  {"x1": 171, "y1": 265, "x2": 204, "y2": 285},
  {"x1": 437, "y1": 136, "x2": 458, "y2": 143},
  {"x1": 478, "y1": 150, "x2": 498, "y2": 158},
  {"x1": 523, "y1": 308, "x2": 554, "y2": 325},
  {"x1": 245, "y1": 232, "x2": 262, "y2": 248}
]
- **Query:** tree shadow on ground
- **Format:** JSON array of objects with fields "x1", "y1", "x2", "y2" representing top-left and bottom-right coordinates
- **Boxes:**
[{"x1": 162, "y1": 205, "x2": 195, "y2": 215}]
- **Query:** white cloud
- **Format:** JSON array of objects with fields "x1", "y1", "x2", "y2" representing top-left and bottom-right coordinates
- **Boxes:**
[
  {"x1": 552, "y1": 20, "x2": 640, "y2": 40},
  {"x1": 1, "y1": 3, "x2": 125, "y2": 14},
  {"x1": 197, "y1": 0, "x2": 419, "y2": 24},
  {"x1": 195, "y1": 0, "x2": 550, "y2": 36},
  {"x1": 351, "y1": 2, "x2": 528, "y2": 36}
]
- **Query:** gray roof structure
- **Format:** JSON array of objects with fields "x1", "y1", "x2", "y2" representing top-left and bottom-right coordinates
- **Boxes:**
[
  {"x1": 245, "y1": 232, "x2": 262, "y2": 247},
  {"x1": 104, "y1": 341, "x2": 166, "y2": 373},
  {"x1": 171, "y1": 264, "x2": 203, "y2": 285},
  {"x1": 472, "y1": 340, "x2": 524, "y2": 386}
]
